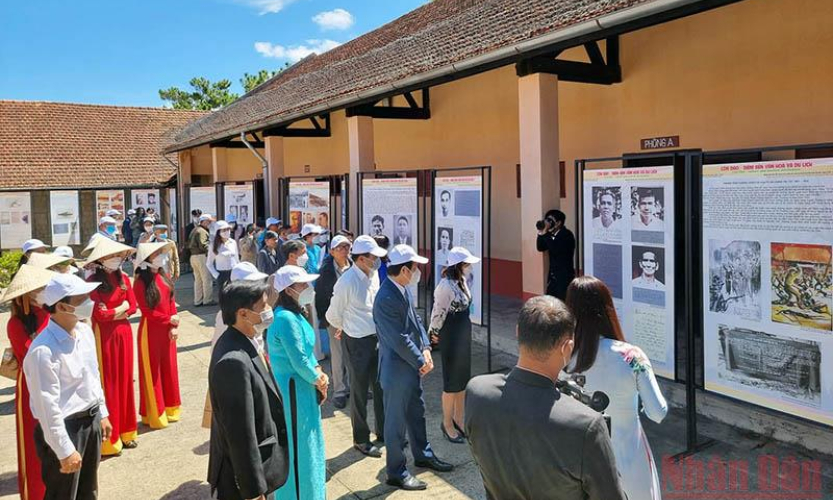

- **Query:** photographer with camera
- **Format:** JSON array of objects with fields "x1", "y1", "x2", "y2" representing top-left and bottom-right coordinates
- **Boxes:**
[
  {"x1": 536, "y1": 209, "x2": 575, "y2": 300},
  {"x1": 465, "y1": 295, "x2": 626, "y2": 500}
]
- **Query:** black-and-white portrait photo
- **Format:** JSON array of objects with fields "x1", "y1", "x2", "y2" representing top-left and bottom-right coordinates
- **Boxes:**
[
  {"x1": 392, "y1": 214, "x2": 413, "y2": 246},
  {"x1": 370, "y1": 214, "x2": 386, "y2": 238},
  {"x1": 591, "y1": 186, "x2": 623, "y2": 232},
  {"x1": 632, "y1": 246, "x2": 665, "y2": 291},
  {"x1": 630, "y1": 187, "x2": 664, "y2": 231},
  {"x1": 439, "y1": 190, "x2": 453, "y2": 218},
  {"x1": 435, "y1": 226, "x2": 454, "y2": 280}
]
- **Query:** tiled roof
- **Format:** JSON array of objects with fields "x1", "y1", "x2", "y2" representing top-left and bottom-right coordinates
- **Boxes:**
[
  {"x1": 167, "y1": 0, "x2": 662, "y2": 152},
  {"x1": 0, "y1": 101, "x2": 206, "y2": 190}
]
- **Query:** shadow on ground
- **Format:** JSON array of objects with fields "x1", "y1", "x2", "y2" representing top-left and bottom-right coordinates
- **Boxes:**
[{"x1": 158, "y1": 480, "x2": 212, "y2": 499}]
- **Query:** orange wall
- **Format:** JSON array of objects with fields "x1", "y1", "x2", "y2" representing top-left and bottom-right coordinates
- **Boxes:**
[{"x1": 192, "y1": 0, "x2": 833, "y2": 295}]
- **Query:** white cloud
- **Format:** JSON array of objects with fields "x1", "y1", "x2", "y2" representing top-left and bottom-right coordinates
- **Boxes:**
[
  {"x1": 312, "y1": 8, "x2": 355, "y2": 30},
  {"x1": 236, "y1": 0, "x2": 297, "y2": 15},
  {"x1": 254, "y1": 39, "x2": 341, "y2": 62}
]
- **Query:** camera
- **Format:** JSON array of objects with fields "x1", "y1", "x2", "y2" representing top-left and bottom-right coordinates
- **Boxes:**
[
  {"x1": 557, "y1": 375, "x2": 611, "y2": 432},
  {"x1": 536, "y1": 216, "x2": 556, "y2": 231}
]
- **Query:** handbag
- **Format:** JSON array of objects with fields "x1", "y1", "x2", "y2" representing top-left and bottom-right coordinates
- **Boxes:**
[{"x1": 0, "y1": 347, "x2": 19, "y2": 381}]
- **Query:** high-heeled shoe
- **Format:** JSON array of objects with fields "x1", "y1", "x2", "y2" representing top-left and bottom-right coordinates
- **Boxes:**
[
  {"x1": 453, "y1": 420, "x2": 467, "y2": 439},
  {"x1": 441, "y1": 422, "x2": 465, "y2": 444}
]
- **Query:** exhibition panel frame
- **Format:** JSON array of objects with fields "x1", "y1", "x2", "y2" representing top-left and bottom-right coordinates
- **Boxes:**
[{"x1": 279, "y1": 175, "x2": 345, "y2": 236}]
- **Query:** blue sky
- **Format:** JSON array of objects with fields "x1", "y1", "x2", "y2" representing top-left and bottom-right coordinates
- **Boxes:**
[{"x1": 0, "y1": 0, "x2": 425, "y2": 107}]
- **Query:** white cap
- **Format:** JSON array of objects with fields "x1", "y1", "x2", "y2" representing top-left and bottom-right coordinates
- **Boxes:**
[
  {"x1": 22, "y1": 239, "x2": 47, "y2": 254},
  {"x1": 273, "y1": 265, "x2": 319, "y2": 293},
  {"x1": 447, "y1": 247, "x2": 480, "y2": 267},
  {"x1": 41, "y1": 273, "x2": 100, "y2": 306},
  {"x1": 225, "y1": 213, "x2": 237, "y2": 223},
  {"x1": 388, "y1": 244, "x2": 428, "y2": 266},
  {"x1": 127, "y1": 209, "x2": 136, "y2": 216},
  {"x1": 266, "y1": 217, "x2": 281, "y2": 227},
  {"x1": 198, "y1": 214, "x2": 213, "y2": 223},
  {"x1": 54, "y1": 246, "x2": 74, "y2": 259},
  {"x1": 143, "y1": 217, "x2": 155, "y2": 224},
  {"x1": 231, "y1": 262, "x2": 268, "y2": 281},
  {"x1": 99, "y1": 216, "x2": 117, "y2": 226},
  {"x1": 300, "y1": 224, "x2": 322, "y2": 237},
  {"x1": 330, "y1": 235, "x2": 351, "y2": 250},
  {"x1": 105, "y1": 209, "x2": 121, "y2": 217},
  {"x1": 214, "y1": 220, "x2": 230, "y2": 233},
  {"x1": 351, "y1": 235, "x2": 387, "y2": 257},
  {"x1": 153, "y1": 224, "x2": 168, "y2": 230}
]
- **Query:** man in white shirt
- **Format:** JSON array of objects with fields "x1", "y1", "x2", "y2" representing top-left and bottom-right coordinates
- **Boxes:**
[
  {"x1": 326, "y1": 235, "x2": 388, "y2": 458},
  {"x1": 631, "y1": 188, "x2": 664, "y2": 231},
  {"x1": 23, "y1": 273, "x2": 113, "y2": 500},
  {"x1": 632, "y1": 250, "x2": 666, "y2": 290}
]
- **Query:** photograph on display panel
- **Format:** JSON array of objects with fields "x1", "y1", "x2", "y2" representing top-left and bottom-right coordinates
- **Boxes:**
[
  {"x1": 591, "y1": 186, "x2": 623, "y2": 241},
  {"x1": 289, "y1": 181, "x2": 331, "y2": 233},
  {"x1": 771, "y1": 243, "x2": 832, "y2": 332},
  {"x1": 0, "y1": 192, "x2": 32, "y2": 249},
  {"x1": 224, "y1": 184, "x2": 253, "y2": 225},
  {"x1": 717, "y1": 324, "x2": 822, "y2": 407},
  {"x1": 708, "y1": 240, "x2": 762, "y2": 321},
  {"x1": 50, "y1": 191, "x2": 80, "y2": 246},
  {"x1": 631, "y1": 186, "x2": 665, "y2": 231}
]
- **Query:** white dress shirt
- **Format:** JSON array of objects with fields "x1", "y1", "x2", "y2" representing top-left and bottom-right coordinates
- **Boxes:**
[
  {"x1": 206, "y1": 238, "x2": 240, "y2": 279},
  {"x1": 326, "y1": 265, "x2": 380, "y2": 339},
  {"x1": 23, "y1": 319, "x2": 109, "y2": 460}
]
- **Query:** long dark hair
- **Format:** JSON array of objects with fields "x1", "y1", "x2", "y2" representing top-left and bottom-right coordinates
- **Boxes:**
[
  {"x1": 276, "y1": 288, "x2": 304, "y2": 315},
  {"x1": 212, "y1": 229, "x2": 225, "y2": 255},
  {"x1": 441, "y1": 262, "x2": 466, "y2": 290},
  {"x1": 11, "y1": 297, "x2": 40, "y2": 338},
  {"x1": 92, "y1": 266, "x2": 126, "y2": 294},
  {"x1": 135, "y1": 264, "x2": 174, "y2": 309},
  {"x1": 565, "y1": 276, "x2": 625, "y2": 373}
]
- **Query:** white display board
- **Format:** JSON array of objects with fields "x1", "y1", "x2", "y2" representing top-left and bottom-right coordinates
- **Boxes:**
[
  {"x1": 363, "y1": 177, "x2": 419, "y2": 296},
  {"x1": 224, "y1": 183, "x2": 254, "y2": 226},
  {"x1": 189, "y1": 186, "x2": 217, "y2": 217},
  {"x1": 289, "y1": 180, "x2": 330, "y2": 234},
  {"x1": 583, "y1": 166, "x2": 676, "y2": 378},
  {"x1": 0, "y1": 192, "x2": 32, "y2": 249},
  {"x1": 132, "y1": 189, "x2": 160, "y2": 215},
  {"x1": 435, "y1": 176, "x2": 484, "y2": 324},
  {"x1": 50, "y1": 190, "x2": 80, "y2": 246},
  {"x1": 168, "y1": 188, "x2": 178, "y2": 242},
  {"x1": 703, "y1": 158, "x2": 833, "y2": 426}
]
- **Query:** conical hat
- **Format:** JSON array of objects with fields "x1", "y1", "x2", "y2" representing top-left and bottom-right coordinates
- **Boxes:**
[
  {"x1": 26, "y1": 252, "x2": 73, "y2": 270},
  {"x1": 134, "y1": 242, "x2": 172, "y2": 267},
  {"x1": 80, "y1": 234, "x2": 102, "y2": 258},
  {"x1": 0, "y1": 264, "x2": 56, "y2": 303},
  {"x1": 84, "y1": 237, "x2": 135, "y2": 265}
]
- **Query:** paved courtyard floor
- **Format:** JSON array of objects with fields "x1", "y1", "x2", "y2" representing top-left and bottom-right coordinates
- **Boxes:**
[{"x1": 0, "y1": 274, "x2": 831, "y2": 499}]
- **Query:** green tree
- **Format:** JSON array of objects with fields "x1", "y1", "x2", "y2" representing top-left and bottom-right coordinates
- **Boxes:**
[
  {"x1": 158, "y1": 77, "x2": 239, "y2": 110},
  {"x1": 240, "y1": 69, "x2": 278, "y2": 93}
]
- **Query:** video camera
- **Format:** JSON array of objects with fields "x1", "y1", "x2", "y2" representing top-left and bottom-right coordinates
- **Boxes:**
[{"x1": 556, "y1": 375, "x2": 611, "y2": 433}]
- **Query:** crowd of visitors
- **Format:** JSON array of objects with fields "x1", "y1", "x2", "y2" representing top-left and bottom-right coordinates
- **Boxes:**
[{"x1": 2, "y1": 209, "x2": 666, "y2": 500}]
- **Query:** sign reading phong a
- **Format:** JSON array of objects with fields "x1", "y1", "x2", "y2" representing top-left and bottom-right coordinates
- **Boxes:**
[{"x1": 642, "y1": 135, "x2": 680, "y2": 150}]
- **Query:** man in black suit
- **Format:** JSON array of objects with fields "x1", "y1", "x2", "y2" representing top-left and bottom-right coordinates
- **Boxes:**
[
  {"x1": 536, "y1": 209, "x2": 576, "y2": 300},
  {"x1": 209, "y1": 280, "x2": 289, "y2": 500},
  {"x1": 465, "y1": 296, "x2": 626, "y2": 500}
]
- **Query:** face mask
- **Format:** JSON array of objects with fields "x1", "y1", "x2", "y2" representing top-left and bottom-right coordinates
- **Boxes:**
[
  {"x1": 33, "y1": 289, "x2": 48, "y2": 306},
  {"x1": 150, "y1": 254, "x2": 169, "y2": 270},
  {"x1": 317, "y1": 234, "x2": 329, "y2": 245},
  {"x1": 253, "y1": 306, "x2": 274, "y2": 333},
  {"x1": 144, "y1": 225, "x2": 153, "y2": 233},
  {"x1": 297, "y1": 253, "x2": 309, "y2": 268},
  {"x1": 220, "y1": 230, "x2": 231, "y2": 240},
  {"x1": 157, "y1": 233, "x2": 168, "y2": 240},
  {"x1": 67, "y1": 298, "x2": 95, "y2": 321},
  {"x1": 371, "y1": 258, "x2": 382, "y2": 271},
  {"x1": 106, "y1": 225, "x2": 117, "y2": 235},
  {"x1": 101, "y1": 256, "x2": 122, "y2": 271},
  {"x1": 408, "y1": 267, "x2": 421, "y2": 287},
  {"x1": 463, "y1": 265, "x2": 472, "y2": 277},
  {"x1": 292, "y1": 286, "x2": 314, "y2": 306}
]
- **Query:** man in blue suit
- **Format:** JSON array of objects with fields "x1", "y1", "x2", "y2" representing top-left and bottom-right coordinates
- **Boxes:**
[{"x1": 373, "y1": 244, "x2": 454, "y2": 491}]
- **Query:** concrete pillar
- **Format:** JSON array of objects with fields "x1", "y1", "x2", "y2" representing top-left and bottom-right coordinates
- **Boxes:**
[
  {"x1": 518, "y1": 73, "x2": 561, "y2": 300},
  {"x1": 211, "y1": 147, "x2": 228, "y2": 183},
  {"x1": 177, "y1": 151, "x2": 192, "y2": 239},
  {"x1": 264, "y1": 136, "x2": 285, "y2": 218},
  {"x1": 347, "y1": 116, "x2": 375, "y2": 232}
]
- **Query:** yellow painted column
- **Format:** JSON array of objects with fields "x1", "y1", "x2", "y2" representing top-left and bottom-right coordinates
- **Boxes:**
[
  {"x1": 211, "y1": 147, "x2": 228, "y2": 183},
  {"x1": 347, "y1": 115, "x2": 375, "y2": 232},
  {"x1": 518, "y1": 73, "x2": 561, "y2": 300},
  {"x1": 265, "y1": 136, "x2": 285, "y2": 217}
]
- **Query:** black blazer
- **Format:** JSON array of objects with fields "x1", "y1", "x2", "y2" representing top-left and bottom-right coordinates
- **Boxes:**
[
  {"x1": 208, "y1": 327, "x2": 289, "y2": 500},
  {"x1": 537, "y1": 227, "x2": 576, "y2": 278}
]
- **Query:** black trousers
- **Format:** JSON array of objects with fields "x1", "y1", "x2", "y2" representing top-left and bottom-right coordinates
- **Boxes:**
[
  {"x1": 35, "y1": 412, "x2": 102, "y2": 500},
  {"x1": 547, "y1": 273, "x2": 575, "y2": 301},
  {"x1": 343, "y1": 334, "x2": 385, "y2": 444}
]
